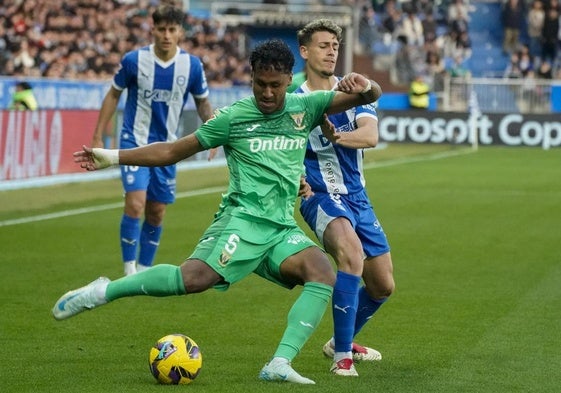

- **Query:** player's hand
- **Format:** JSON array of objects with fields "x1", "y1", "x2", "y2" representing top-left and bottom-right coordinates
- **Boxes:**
[
  {"x1": 299, "y1": 176, "x2": 314, "y2": 200},
  {"x1": 320, "y1": 114, "x2": 340, "y2": 144},
  {"x1": 73, "y1": 145, "x2": 119, "y2": 171},
  {"x1": 334, "y1": 72, "x2": 370, "y2": 94},
  {"x1": 208, "y1": 147, "x2": 219, "y2": 161}
]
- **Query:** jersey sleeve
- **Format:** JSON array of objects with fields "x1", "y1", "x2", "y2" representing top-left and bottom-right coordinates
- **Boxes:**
[
  {"x1": 194, "y1": 107, "x2": 231, "y2": 149},
  {"x1": 113, "y1": 51, "x2": 136, "y2": 91},
  {"x1": 188, "y1": 55, "x2": 209, "y2": 99},
  {"x1": 356, "y1": 102, "x2": 378, "y2": 120},
  {"x1": 303, "y1": 90, "x2": 336, "y2": 128}
]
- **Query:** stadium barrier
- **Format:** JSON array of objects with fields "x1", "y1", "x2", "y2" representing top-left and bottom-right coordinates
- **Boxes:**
[
  {"x1": 2, "y1": 78, "x2": 559, "y2": 190},
  {"x1": 378, "y1": 110, "x2": 561, "y2": 150},
  {"x1": 441, "y1": 76, "x2": 561, "y2": 114}
]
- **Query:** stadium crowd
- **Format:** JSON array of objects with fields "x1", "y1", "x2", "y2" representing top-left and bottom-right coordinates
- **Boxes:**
[
  {"x1": 0, "y1": 0, "x2": 250, "y2": 86},
  {"x1": 502, "y1": 0, "x2": 561, "y2": 80},
  {"x1": 1, "y1": 0, "x2": 560, "y2": 89},
  {"x1": 358, "y1": 0, "x2": 561, "y2": 89}
]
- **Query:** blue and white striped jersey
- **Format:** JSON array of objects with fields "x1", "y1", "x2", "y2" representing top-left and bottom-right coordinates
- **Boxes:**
[
  {"x1": 294, "y1": 79, "x2": 378, "y2": 195},
  {"x1": 114, "y1": 44, "x2": 209, "y2": 147}
]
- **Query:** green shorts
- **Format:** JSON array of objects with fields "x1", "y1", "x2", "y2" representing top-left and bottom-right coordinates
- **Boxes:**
[{"x1": 188, "y1": 213, "x2": 318, "y2": 290}]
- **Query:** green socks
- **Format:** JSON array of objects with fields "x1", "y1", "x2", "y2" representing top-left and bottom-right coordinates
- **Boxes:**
[
  {"x1": 273, "y1": 282, "x2": 333, "y2": 361},
  {"x1": 104, "y1": 268, "x2": 333, "y2": 363},
  {"x1": 105, "y1": 264, "x2": 186, "y2": 301}
]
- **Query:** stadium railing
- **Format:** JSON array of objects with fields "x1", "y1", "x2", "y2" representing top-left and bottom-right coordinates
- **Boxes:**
[{"x1": 439, "y1": 76, "x2": 561, "y2": 114}]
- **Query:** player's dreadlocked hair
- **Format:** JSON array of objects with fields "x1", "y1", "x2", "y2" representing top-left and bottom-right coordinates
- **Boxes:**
[{"x1": 250, "y1": 39, "x2": 294, "y2": 75}]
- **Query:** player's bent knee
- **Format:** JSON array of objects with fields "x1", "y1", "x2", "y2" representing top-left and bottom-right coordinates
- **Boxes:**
[
  {"x1": 180, "y1": 260, "x2": 221, "y2": 294},
  {"x1": 305, "y1": 257, "x2": 336, "y2": 286},
  {"x1": 365, "y1": 279, "x2": 395, "y2": 299}
]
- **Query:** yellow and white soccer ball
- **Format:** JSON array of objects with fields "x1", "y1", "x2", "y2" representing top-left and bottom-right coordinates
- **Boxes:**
[{"x1": 149, "y1": 334, "x2": 202, "y2": 385}]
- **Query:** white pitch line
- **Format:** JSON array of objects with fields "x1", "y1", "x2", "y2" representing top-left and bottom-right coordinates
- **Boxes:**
[
  {"x1": 0, "y1": 148, "x2": 475, "y2": 228},
  {"x1": 363, "y1": 147, "x2": 475, "y2": 170},
  {"x1": 0, "y1": 186, "x2": 226, "y2": 227}
]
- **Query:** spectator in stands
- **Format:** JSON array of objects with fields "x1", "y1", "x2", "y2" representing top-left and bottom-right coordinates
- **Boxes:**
[
  {"x1": 456, "y1": 30, "x2": 473, "y2": 59},
  {"x1": 358, "y1": 5, "x2": 381, "y2": 55},
  {"x1": 448, "y1": 54, "x2": 471, "y2": 78},
  {"x1": 425, "y1": 49, "x2": 446, "y2": 91},
  {"x1": 518, "y1": 45, "x2": 534, "y2": 76},
  {"x1": 501, "y1": 0, "x2": 526, "y2": 54},
  {"x1": 536, "y1": 59, "x2": 553, "y2": 79},
  {"x1": 9, "y1": 81, "x2": 38, "y2": 110},
  {"x1": 442, "y1": 30, "x2": 460, "y2": 59},
  {"x1": 409, "y1": 73, "x2": 430, "y2": 109},
  {"x1": 503, "y1": 52, "x2": 523, "y2": 78},
  {"x1": 544, "y1": 0, "x2": 560, "y2": 12},
  {"x1": 393, "y1": 35, "x2": 416, "y2": 85},
  {"x1": 11, "y1": 39, "x2": 35, "y2": 75},
  {"x1": 381, "y1": 0, "x2": 403, "y2": 37},
  {"x1": 527, "y1": 0, "x2": 545, "y2": 61},
  {"x1": 400, "y1": 4, "x2": 424, "y2": 47},
  {"x1": 448, "y1": 0, "x2": 470, "y2": 35},
  {"x1": 421, "y1": 9, "x2": 438, "y2": 46},
  {"x1": 541, "y1": 7, "x2": 559, "y2": 64}
]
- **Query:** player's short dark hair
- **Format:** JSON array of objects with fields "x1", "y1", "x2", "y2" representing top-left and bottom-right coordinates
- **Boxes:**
[
  {"x1": 152, "y1": 4, "x2": 185, "y2": 25},
  {"x1": 16, "y1": 81, "x2": 32, "y2": 90},
  {"x1": 249, "y1": 39, "x2": 294, "y2": 74},
  {"x1": 297, "y1": 19, "x2": 343, "y2": 46}
]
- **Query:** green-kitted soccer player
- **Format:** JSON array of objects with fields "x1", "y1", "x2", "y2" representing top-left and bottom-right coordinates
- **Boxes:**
[{"x1": 53, "y1": 39, "x2": 382, "y2": 385}]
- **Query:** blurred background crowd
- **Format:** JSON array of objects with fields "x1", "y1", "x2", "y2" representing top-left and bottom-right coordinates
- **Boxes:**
[
  {"x1": 1, "y1": 0, "x2": 560, "y2": 90},
  {"x1": 0, "y1": 0, "x2": 250, "y2": 87}
]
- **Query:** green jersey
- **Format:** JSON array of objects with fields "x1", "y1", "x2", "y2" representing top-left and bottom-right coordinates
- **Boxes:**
[
  {"x1": 287, "y1": 71, "x2": 307, "y2": 93},
  {"x1": 195, "y1": 91, "x2": 335, "y2": 227}
]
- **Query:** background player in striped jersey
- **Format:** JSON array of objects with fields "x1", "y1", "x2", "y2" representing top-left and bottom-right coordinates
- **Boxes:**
[
  {"x1": 294, "y1": 19, "x2": 395, "y2": 376},
  {"x1": 90, "y1": 4, "x2": 214, "y2": 276}
]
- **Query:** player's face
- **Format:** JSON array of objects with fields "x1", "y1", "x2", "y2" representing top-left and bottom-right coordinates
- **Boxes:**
[
  {"x1": 251, "y1": 68, "x2": 292, "y2": 114},
  {"x1": 152, "y1": 22, "x2": 182, "y2": 60},
  {"x1": 301, "y1": 31, "x2": 339, "y2": 77}
]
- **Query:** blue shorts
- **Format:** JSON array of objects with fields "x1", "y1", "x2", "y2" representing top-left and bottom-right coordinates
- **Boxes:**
[
  {"x1": 120, "y1": 164, "x2": 176, "y2": 204},
  {"x1": 299, "y1": 189, "x2": 390, "y2": 258}
]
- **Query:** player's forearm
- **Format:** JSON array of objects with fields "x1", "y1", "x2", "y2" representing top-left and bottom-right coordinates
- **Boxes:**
[
  {"x1": 118, "y1": 142, "x2": 176, "y2": 166},
  {"x1": 118, "y1": 134, "x2": 204, "y2": 166},
  {"x1": 335, "y1": 126, "x2": 379, "y2": 149},
  {"x1": 195, "y1": 98, "x2": 214, "y2": 123},
  {"x1": 360, "y1": 79, "x2": 382, "y2": 104},
  {"x1": 92, "y1": 93, "x2": 119, "y2": 146}
]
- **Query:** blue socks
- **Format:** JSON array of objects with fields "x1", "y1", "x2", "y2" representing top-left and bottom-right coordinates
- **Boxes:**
[
  {"x1": 139, "y1": 221, "x2": 162, "y2": 267},
  {"x1": 354, "y1": 286, "x2": 387, "y2": 337},
  {"x1": 332, "y1": 273, "x2": 389, "y2": 352},
  {"x1": 120, "y1": 214, "x2": 162, "y2": 267},
  {"x1": 120, "y1": 215, "x2": 140, "y2": 263},
  {"x1": 332, "y1": 271, "x2": 360, "y2": 353}
]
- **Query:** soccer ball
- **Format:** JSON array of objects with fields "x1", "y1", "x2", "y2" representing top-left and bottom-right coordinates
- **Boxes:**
[{"x1": 149, "y1": 334, "x2": 202, "y2": 385}]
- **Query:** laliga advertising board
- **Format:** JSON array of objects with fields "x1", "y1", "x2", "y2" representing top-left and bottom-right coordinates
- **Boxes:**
[
  {"x1": 379, "y1": 111, "x2": 561, "y2": 150},
  {"x1": 0, "y1": 110, "x2": 98, "y2": 181},
  {"x1": 1, "y1": 108, "x2": 559, "y2": 186}
]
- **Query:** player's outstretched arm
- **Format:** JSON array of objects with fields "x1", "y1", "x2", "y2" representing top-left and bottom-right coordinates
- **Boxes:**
[{"x1": 73, "y1": 134, "x2": 205, "y2": 171}]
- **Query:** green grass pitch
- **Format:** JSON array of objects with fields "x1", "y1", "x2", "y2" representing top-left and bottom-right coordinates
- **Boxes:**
[{"x1": 1, "y1": 144, "x2": 560, "y2": 393}]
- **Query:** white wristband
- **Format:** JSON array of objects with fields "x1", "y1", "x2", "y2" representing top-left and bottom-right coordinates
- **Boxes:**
[
  {"x1": 92, "y1": 148, "x2": 119, "y2": 168},
  {"x1": 361, "y1": 80, "x2": 372, "y2": 94}
]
